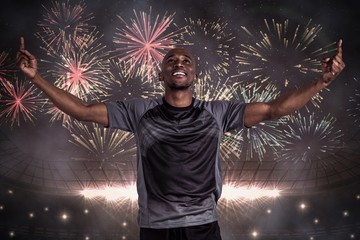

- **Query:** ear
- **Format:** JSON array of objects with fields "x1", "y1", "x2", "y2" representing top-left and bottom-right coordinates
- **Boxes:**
[{"x1": 158, "y1": 72, "x2": 164, "y2": 82}]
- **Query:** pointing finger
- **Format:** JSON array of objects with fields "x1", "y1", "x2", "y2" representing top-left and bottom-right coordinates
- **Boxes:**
[
  {"x1": 19, "y1": 49, "x2": 35, "y2": 59},
  {"x1": 337, "y1": 39, "x2": 343, "y2": 58},
  {"x1": 20, "y1": 37, "x2": 25, "y2": 51}
]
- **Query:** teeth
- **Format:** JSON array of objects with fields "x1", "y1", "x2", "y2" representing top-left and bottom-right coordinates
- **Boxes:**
[{"x1": 173, "y1": 72, "x2": 186, "y2": 76}]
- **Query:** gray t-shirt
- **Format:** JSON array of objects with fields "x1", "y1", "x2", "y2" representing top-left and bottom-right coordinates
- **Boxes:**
[{"x1": 105, "y1": 98, "x2": 246, "y2": 228}]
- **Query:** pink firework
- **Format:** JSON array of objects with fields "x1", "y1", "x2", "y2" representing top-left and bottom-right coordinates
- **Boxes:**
[
  {"x1": 0, "y1": 78, "x2": 43, "y2": 127},
  {"x1": 43, "y1": 30, "x2": 111, "y2": 102},
  {"x1": 36, "y1": 0, "x2": 94, "y2": 52},
  {"x1": 40, "y1": 30, "x2": 112, "y2": 125},
  {"x1": 45, "y1": 103, "x2": 71, "y2": 127},
  {"x1": 113, "y1": 8, "x2": 185, "y2": 81}
]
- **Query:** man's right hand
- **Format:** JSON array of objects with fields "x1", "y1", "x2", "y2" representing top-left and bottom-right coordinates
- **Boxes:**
[{"x1": 16, "y1": 37, "x2": 38, "y2": 80}]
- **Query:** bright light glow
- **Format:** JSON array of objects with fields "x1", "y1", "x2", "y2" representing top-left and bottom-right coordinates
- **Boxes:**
[
  {"x1": 81, "y1": 183, "x2": 280, "y2": 215},
  {"x1": 300, "y1": 202, "x2": 307, "y2": 209},
  {"x1": 60, "y1": 212, "x2": 69, "y2": 222},
  {"x1": 252, "y1": 231, "x2": 258, "y2": 237},
  {"x1": 222, "y1": 184, "x2": 280, "y2": 201},
  {"x1": 80, "y1": 184, "x2": 138, "y2": 202}
]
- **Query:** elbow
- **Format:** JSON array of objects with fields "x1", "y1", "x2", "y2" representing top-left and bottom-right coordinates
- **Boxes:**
[{"x1": 268, "y1": 109, "x2": 280, "y2": 120}]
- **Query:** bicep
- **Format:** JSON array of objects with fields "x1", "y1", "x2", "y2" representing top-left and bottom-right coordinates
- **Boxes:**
[{"x1": 244, "y1": 102, "x2": 272, "y2": 127}]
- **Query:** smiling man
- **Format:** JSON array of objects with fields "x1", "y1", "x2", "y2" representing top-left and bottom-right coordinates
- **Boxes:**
[
  {"x1": 160, "y1": 48, "x2": 197, "y2": 92},
  {"x1": 17, "y1": 38, "x2": 345, "y2": 240}
]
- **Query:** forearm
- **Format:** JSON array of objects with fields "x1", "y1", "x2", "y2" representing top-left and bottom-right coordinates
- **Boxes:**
[
  {"x1": 244, "y1": 39, "x2": 344, "y2": 127},
  {"x1": 268, "y1": 78, "x2": 326, "y2": 119}
]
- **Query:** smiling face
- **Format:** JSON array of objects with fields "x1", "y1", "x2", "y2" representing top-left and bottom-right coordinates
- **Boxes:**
[{"x1": 159, "y1": 48, "x2": 197, "y2": 91}]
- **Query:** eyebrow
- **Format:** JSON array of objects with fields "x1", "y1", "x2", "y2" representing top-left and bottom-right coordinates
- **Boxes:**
[{"x1": 165, "y1": 53, "x2": 193, "y2": 60}]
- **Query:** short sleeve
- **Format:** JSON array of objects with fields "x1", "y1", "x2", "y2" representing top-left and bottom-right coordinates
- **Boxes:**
[
  {"x1": 105, "y1": 98, "x2": 159, "y2": 132},
  {"x1": 203, "y1": 100, "x2": 247, "y2": 132}
]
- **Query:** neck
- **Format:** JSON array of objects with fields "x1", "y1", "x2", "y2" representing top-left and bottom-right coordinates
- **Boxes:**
[{"x1": 164, "y1": 89, "x2": 193, "y2": 107}]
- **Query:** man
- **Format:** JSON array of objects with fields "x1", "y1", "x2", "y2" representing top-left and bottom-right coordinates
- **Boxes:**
[{"x1": 17, "y1": 37, "x2": 345, "y2": 240}]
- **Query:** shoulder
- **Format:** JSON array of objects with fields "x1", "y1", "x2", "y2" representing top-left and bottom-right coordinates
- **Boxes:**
[
  {"x1": 195, "y1": 99, "x2": 246, "y2": 112},
  {"x1": 108, "y1": 97, "x2": 161, "y2": 107},
  {"x1": 106, "y1": 98, "x2": 162, "y2": 113}
]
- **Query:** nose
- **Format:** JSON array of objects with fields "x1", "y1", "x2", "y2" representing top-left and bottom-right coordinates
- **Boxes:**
[{"x1": 174, "y1": 59, "x2": 183, "y2": 68}]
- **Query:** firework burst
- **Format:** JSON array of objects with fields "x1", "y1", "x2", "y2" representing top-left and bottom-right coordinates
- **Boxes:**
[
  {"x1": 276, "y1": 111, "x2": 344, "y2": 165},
  {"x1": 182, "y1": 18, "x2": 235, "y2": 78},
  {"x1": 236, "y1": 19, "x2": 336, "y2": 108},
  {"x1": 43, "y1": 30, "x2": 111, "y2": 100},
  {"x1": 40, "y1": 30, "x2": 112, "y2": 124},
  {"x1": 36, "y1": 0, "x2": 94, "y2": 52},
  {"x1": 68, "y1": 121, "x2": 136, "y2": 168},
  {"x1": 0, "y1": 77, "x2": 44, "y2": 127},
  {"x1": 113, "y1": 8, "x2": 185, "y2": 82},
  {"x1": 223, "y1": 82, "x2": 285, "y2": 162}
]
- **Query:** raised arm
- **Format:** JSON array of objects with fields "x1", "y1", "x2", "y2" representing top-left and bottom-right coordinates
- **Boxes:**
[
  {"x1": 17, "y1": 37, "x2": 109, "y2": 126},
  {"x1": 244, "y1": 39, "x2": 345, "y2": 127}
]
